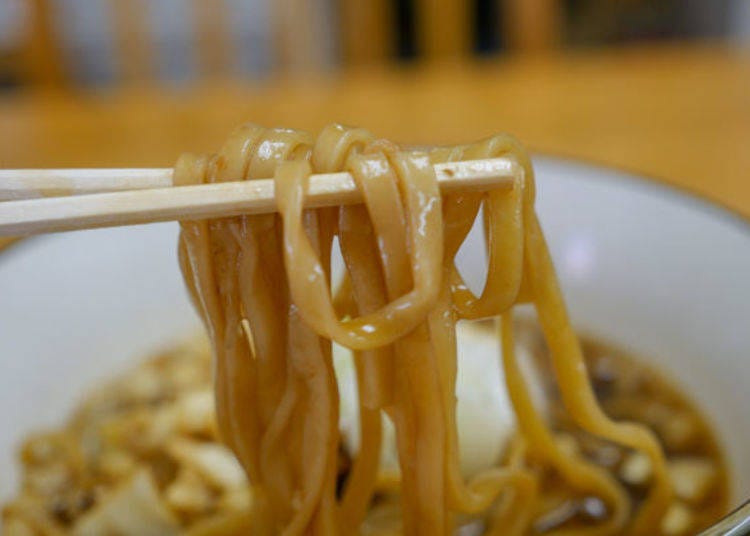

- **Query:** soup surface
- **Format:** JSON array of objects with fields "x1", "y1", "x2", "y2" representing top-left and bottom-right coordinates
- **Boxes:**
[
  {"x1": 516, "y1": 321, "x2": 729, "y2": 535},
  {"x1": 2, "y1": 324, "x2": 728, "y2": 535}
]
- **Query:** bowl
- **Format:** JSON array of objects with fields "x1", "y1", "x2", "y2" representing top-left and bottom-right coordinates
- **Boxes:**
[{"x1": 0, "y1": 156, "x2": 748, "y2": 526}]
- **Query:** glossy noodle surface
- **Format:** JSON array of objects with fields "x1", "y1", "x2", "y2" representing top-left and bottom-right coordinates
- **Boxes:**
[{"x1": 174, "y1": 124, "x2": 678, "y2": 535}]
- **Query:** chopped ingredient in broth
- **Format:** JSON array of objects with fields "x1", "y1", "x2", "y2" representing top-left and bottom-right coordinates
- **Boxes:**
[
  {"x1": 2, "y1": 324, "x2": 729, "y2": 535},
  {"x1": 516, "y1": 321, "x2": 729, "y2": 535}
]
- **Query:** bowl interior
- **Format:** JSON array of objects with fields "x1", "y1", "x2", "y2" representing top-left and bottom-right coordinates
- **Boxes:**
[{"x1": 0, "y1": 156, "x2": 748, "y2": 508}]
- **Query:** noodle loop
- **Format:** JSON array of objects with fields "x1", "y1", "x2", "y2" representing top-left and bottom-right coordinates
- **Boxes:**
[{"x1": 177, "y1": 124, "x2": 672, "y2": 535}]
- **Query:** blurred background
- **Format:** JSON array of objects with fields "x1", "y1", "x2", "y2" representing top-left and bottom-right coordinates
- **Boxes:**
[
  {"x1": 0, "y1": 0, "x2": 748, "y2": 88},
  {"x1": 0, "y1": 0, "x2": 748, "y2": 221}
]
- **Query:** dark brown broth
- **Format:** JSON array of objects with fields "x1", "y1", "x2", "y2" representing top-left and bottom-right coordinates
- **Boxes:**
[{"x1": 518, "y1": 324, "x2": 730, "y2": 535}]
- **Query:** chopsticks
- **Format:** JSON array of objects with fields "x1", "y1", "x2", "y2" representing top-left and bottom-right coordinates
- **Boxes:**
[
  {"x1": 0, "y1": 157, "x2": 520, "y2": 236},
  {"x1": 0, "y1": 168, "x2": 173, "y2": 201}
]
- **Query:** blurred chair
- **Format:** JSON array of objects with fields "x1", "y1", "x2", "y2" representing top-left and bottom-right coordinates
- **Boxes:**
[
  {"x1": 23, "y1": 0, "x2": 477, "y2": 85},
  {"x1": 17, "y1": 0, "x2": 335, "y2": 88},
  {"x1": 4, "y1": 0, "x2": 738, "y2": 89},
  {"x1": 503, "y1": 0, "x2": 563, "y2": 51},
  {"x1": 21, "y1": 0, "x2": 235, "y2": 87},
  {"x1": 20, "y1": 0, "x2": 67, "y2": 86},
  {"x1": 273, "y1": 0, "x2": 336, "y2": 73},
  {"x1": 415, "y1": 0, "x2": 471, "y2": 58},
  {"x1": 339, "y1": 0, "x2": 473, "y2": 63},
  {"x1": 402, "y1": 0, "x2": 563, "y2": 59},
  {"x1": 339, "y1": 0, "x2": 394, "y2": 65},
  {"x1": 12, "y1": 0, "x2": 567, "y2": 89}
]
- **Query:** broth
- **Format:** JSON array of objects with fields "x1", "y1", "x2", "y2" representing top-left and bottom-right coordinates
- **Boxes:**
[
  {"x1": 2, "y1": 327, "x2": 730, "y2": 535},
  {"x1": 515, "y1": 321, "x2": 729, "y2": 535}
]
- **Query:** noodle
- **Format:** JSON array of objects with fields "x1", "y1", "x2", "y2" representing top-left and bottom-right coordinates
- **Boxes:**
[{"x1": 176, "y1": 124, "x2": 673, "y2": 535}]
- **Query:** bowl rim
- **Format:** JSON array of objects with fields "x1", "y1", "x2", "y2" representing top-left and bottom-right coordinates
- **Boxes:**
[{"x1": 532, "y1": 152, "x2": 750, "y2": 237}]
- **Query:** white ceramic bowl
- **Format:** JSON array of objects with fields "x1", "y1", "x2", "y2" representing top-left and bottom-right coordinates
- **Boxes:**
[{"x1": 1, "y1": 157, "x2": 748, "y2": 520}]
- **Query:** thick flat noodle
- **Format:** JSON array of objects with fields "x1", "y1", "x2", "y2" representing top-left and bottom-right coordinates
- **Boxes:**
[
  {"x1": 499, "y1": 313, "x2": 628, "y2": 536},
  {"x1": 176, "y1": 123, "x2": 672, "y2": 536},
  {"x1": 337, "y1": 206, "x2": 387, "y2": 528},
  {"x1": 524, "y1": 212, "x2": 672, "y2": 535}
]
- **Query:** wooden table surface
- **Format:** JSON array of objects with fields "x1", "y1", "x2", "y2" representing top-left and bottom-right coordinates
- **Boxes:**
[{"x1": 1, "y1": 43, "x2": 749, "y2": 218}]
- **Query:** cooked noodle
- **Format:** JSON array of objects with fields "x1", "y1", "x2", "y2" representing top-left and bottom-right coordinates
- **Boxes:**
[{"x1": 175, "y1": 124, "x2": 673, "y2": 535}]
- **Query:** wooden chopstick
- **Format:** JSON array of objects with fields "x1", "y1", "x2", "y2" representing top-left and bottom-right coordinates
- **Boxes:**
[
  {"x1": 0, "y1": 157, "x2": 520, "y2": 236},
  {"x1": 0, "y1": 168, "x2": 173, "y2": 201}
]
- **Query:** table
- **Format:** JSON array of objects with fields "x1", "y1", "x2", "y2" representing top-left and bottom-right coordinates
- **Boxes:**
[{"x1": 1, "y1": 43, "x2": 749, "y2": 218}]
